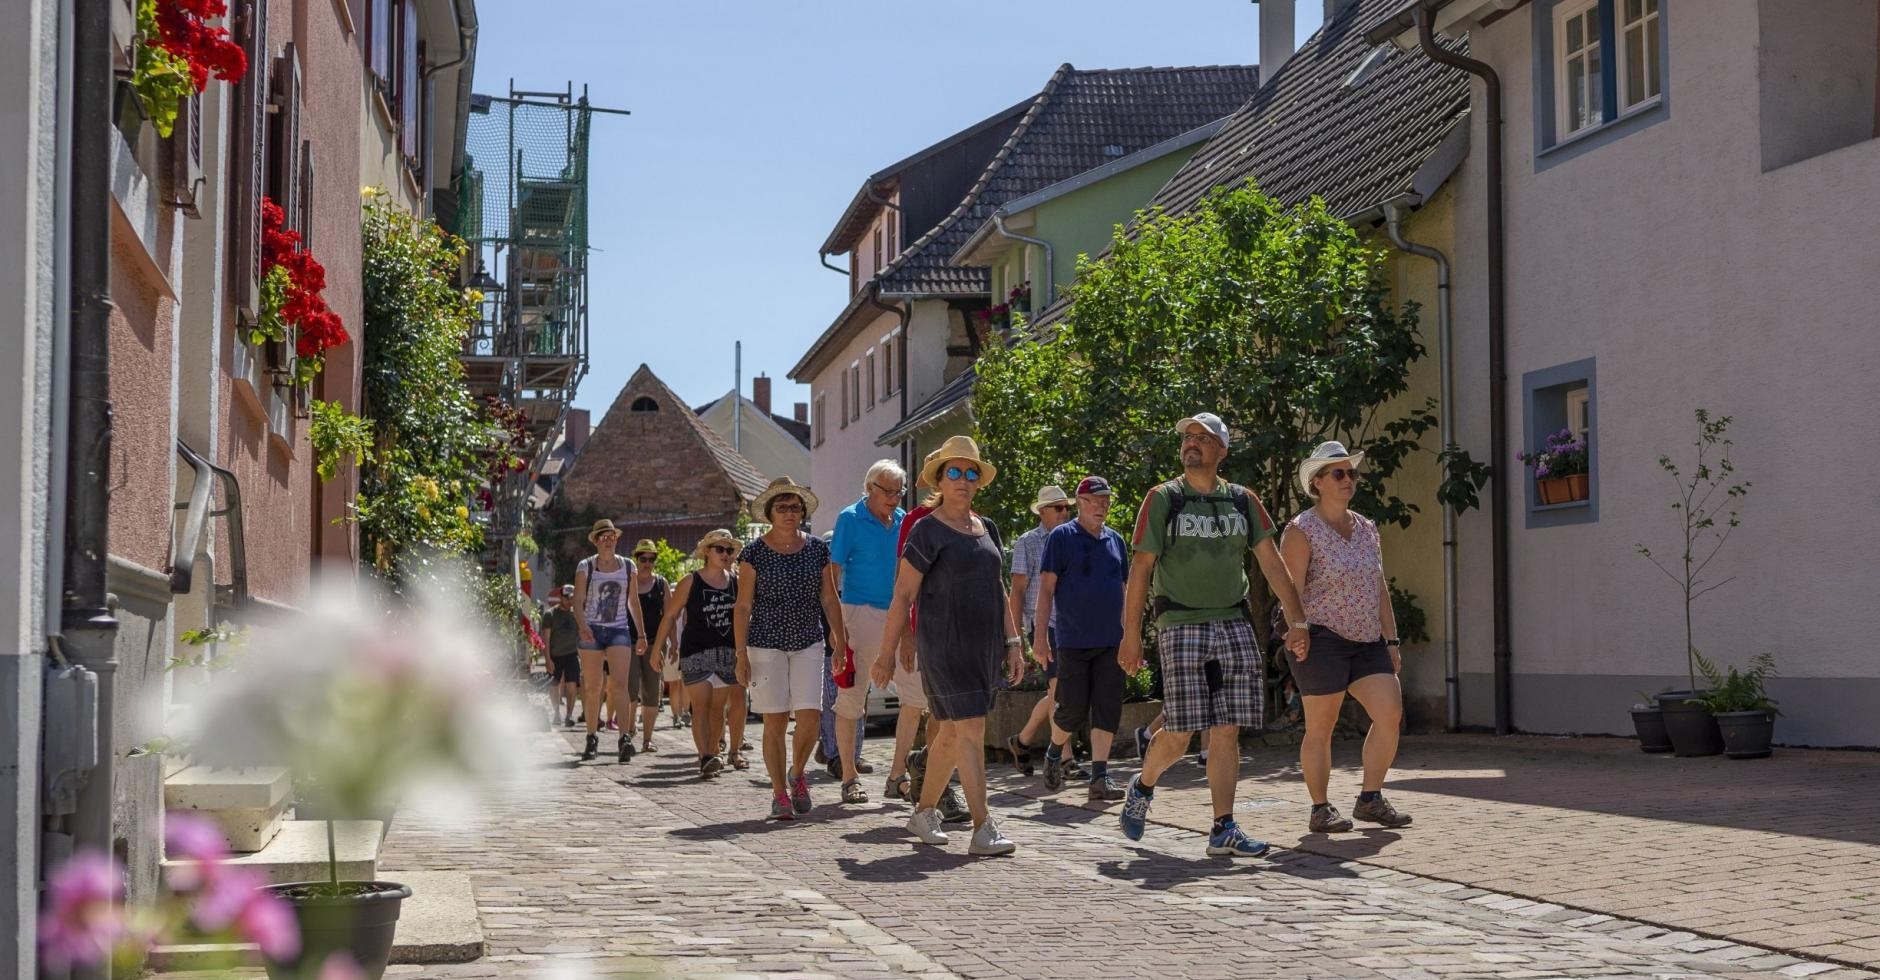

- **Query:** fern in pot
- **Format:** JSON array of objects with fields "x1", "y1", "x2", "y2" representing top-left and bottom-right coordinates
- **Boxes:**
[{"x1": 1694, "y1": 652, "x2": 1780, "y2": 759}]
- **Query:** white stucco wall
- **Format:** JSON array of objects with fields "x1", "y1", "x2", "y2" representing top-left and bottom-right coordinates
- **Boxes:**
[
  {"x1": 806, "y1": 306, "x2": 904, "y2": 518},
  {"x1": 1449, "y1": 3, "x2": 1880, "y2": 744}
]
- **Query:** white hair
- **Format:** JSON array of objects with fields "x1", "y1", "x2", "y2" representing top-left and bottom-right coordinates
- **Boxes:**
[{"x1": 863, "y1": 459, "x2": 907, "y2": 492}]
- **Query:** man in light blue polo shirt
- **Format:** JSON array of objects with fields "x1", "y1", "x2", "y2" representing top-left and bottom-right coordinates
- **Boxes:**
[{"x1": 822, "y1": 459, "x2": 918, "y2": 805}]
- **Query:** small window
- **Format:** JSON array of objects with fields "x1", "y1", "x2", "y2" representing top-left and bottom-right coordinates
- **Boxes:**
[
  {"x1": 1523, "y1": 358, "x2": 1598, "y2": 528},
  {"x1": 630, "y1": 396, "x2": 658, "y2": 413},
  {"x1": 838, "y1": 373, "x2": 849, "y2": 430},
  {"x1": 1556, "y1": 0, "x2": 1604, "y2": 137},
  {"x1": 813, "y1": 394, "x2": 826, "y2": 446},
  {"x1": 881, "y1": 335, "x2": 896, "y2": 400},
  {"x1": 849, "y1": 363, "x2": 862, "y2": 421},
  {"x1": 872, "y1": 227, "x2": 883, "y2": 275},
  {"x1": 864, "y1": 349, "x2": 877, "y2": 411},
  {"x1": 1618, "y1": 0, "x2": 1661, "y2": 112}
]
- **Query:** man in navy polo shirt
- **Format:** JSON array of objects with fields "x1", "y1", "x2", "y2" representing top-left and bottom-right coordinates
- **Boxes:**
[{"x1": 1032, "y1": 476, "x2": 1131, "y2": 801}]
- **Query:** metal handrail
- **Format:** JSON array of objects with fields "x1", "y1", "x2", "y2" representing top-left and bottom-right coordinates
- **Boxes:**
[{"x1": 170, "y1": 439, "x2": 250, "y2": 610}]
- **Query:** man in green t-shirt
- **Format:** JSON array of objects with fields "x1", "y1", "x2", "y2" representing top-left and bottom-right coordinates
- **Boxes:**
[
  {"x1": 1117, "y1": 412, "x2": 1311, "y2": 859},
  {"x1": 543, "y1": 585, "x2": 582, "y2": 728}
]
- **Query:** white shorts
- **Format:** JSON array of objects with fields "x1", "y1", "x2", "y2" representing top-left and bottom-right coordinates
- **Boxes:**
[{"x1": 747, "y1": 644, "x2": 824, "y2": 714}]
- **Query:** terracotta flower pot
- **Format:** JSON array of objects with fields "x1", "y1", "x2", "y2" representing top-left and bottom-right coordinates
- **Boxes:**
[{"x1": 1537, "y1": 474, "x2": 1590, "y2": 504}]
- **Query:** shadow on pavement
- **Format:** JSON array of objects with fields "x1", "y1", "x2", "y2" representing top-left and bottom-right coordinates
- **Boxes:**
[{"x1": 835, "y1": 851, "x2": 979, "y2": 883}]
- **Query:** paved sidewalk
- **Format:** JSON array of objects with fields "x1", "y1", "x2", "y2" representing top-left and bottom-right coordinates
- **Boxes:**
[
  {"x1": 994, "y1": 733, "x2": 1880, "y2": 971},
  {"x1": 156, "y1": 724, "x2": 1879, "y2": 978}
]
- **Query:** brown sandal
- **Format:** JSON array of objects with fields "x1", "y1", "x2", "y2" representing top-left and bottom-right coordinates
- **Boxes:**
[{"x1": 728, "y1": 752, "x2": 750, "y2": 770}]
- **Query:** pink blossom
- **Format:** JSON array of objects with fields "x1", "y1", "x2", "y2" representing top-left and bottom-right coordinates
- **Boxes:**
[
  {"x1": 190, "y1": 865, "x2": 265, "y2": 931},
  {"x1": 38, "y1": 852, "x2": 126, "y2": 969},
  {"x1": 236, "y1": 886, "x2": 301, "y2": 961},
  {"x1": 166, "y1": 810, "x2": 229, "y2": 864},
  {"x1": 318, "y1": 951, "x2": 366, "y2": 979}
]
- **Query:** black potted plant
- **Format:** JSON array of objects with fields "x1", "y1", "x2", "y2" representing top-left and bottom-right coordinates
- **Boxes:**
[
  {"x1": 1630, "y1": 692, "x2": 1673, "y2": 753},
  {"x1": 1693, "y1": 652, "x2": 1779, "y2": 759},
  {"x1": 1635, "y1": 409, "x2": 1750, "y2": 757}
]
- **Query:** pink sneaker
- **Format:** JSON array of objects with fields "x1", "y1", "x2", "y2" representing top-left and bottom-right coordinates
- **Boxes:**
[
  {"x1": 791, "y1": 774, "x2": 812, "y2": 814},
  {"x1": 770, "y1": 793, "x2": 794, "y2": 821}
]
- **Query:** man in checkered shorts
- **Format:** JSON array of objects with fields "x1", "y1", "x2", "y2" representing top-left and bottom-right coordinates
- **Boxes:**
[{"x1": 1117, "y1": 413, "x2": 1311, "y2": 857}]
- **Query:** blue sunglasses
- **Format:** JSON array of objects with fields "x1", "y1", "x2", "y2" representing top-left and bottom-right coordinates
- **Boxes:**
[{"x1": 943, "y1": 465, "x2": 981, "y2": 483}]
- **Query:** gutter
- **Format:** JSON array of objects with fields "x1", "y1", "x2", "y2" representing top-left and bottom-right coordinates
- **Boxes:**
[
  {"x1": 863, "y1": 283, "x2": 914, "y2": 504},
  {"x1": 1381, "y1": 195, "x2": 1461, "y2": 732},
  {"x1": 67, "y1": 0, "x2": 123, "y2": 974},
  {"x1": 991, "y1": 213, "x2": 1054, "y2": 308},
  {"x1": 1371, "y1": 1, "x2": 1513, "y2": 734}
]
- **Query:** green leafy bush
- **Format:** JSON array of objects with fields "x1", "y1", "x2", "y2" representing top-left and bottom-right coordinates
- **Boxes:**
[{"x1": 1693, "y1": 651, "x2": 1779, "y2": 715}]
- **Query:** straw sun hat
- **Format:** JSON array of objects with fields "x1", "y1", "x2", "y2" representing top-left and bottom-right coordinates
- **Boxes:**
[
  {"x1": 748, "y1": 475, "x2": 819, "y2": 521},
  {"x1": 918, "y1": 435, "x2": 998, "y2": 490}
]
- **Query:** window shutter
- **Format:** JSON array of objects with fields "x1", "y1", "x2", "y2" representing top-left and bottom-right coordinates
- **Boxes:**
[
  {"x1": 297, "y1": 141, "x2": 315, "y2": 254},
  {"x1": 229, "y1": 0, "x2": 270, "y2": 323},
  {"x1": 269, "y1": 43, "x2": 302, "y2": 233},
  {"x1": 167, "y1": 95, "x2": 205, "y2": 216},
  {"x1": 399, "y1": 1, "x2": 420, "y2": 163},
  {"x1": 369, "y1": 0, "x2": 392, "y2": 82}
]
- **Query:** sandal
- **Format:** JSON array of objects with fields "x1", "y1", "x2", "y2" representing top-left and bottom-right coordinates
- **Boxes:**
[
  {"x1": 841, "y1": 779, "x2": 869, "y2": 804},
  {"x1": 884, "y1": 773, "x2": 911, "y2": 802},
  {"x1": 728, "y1": 753, "x2": 750, "y2": 770}
]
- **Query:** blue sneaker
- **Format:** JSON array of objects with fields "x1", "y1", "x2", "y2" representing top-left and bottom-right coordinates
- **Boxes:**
[
  {"x1": 1119, "y1": 774, "x2": 1153, "y2": 841},
  {"x1": 1206, "y1": 820, "x2": 1270, "y2": 858}
]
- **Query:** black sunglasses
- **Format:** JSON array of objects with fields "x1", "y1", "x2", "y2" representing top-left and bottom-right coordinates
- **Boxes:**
[
  {"x1": 707, "y1": 544, "x2": 734, "y2": 555},
  {"x1": 1321, "y1": 467, "x2": 1359, "y2": 482}
]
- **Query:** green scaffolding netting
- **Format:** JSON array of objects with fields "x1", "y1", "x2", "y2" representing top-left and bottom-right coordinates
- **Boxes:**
[{"x1": 457, "y1": 95, "x2": 593, "y2": 248}]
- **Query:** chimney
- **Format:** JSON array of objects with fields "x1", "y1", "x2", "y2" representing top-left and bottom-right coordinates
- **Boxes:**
[
  {"x1": 1325, "y1": 0, "x2": 1360, "y2": 22},
  {"x1": 1254, "y1": 0, "x2": 1295, "y2": 85},
  {"x1": 752, "y1": 374, "x2": 772, "y2": 415},
  {"x1": 565, "y1": 409, "x2": 591, "y2": 453},
  {"x1": 793, "y1": 402, "x2": 808, "y2": 424}
]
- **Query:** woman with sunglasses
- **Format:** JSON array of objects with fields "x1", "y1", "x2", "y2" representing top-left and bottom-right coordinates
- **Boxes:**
[
  {"x1": 651, "y1": 529, "x2": 744, "y2": 778},
  {"x1": 736, "y1": 477, "x2": 847, "y2": 821},
  {"x1": 627, "y1": 540, "x2": 671, "y2": 755},
  {"x1": 1280, "y1": 441, "x2": 1413, "y2": 834},
  {"x1": 572, "y1": 520, "x2": 650, "y2": 763},
  {"x1": 874, "y1": 436, "x2": 1023, "y2": 855}
]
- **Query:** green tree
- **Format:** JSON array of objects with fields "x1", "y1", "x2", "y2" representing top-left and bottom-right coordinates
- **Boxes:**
[
  {"x1": 358, "y1": 197, "x2": 502, "y2": 575},
  {"x1": 975, "y1": 181, "x2": 1486, "y2": 623}
]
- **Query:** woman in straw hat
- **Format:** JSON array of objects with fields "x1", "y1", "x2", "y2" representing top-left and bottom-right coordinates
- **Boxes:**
[
  {"x1": 651, "y1": 529, "x2": 746, "y2": 779},
  {"x1": 572, "y1": 519, "x2": 650, "y2": 763},
  {"x1": 736, "y1": 477, "x2": 847, "y2": 821},
  {"x1": 873, "y1": 435, "x2": 1024, "y2": 856},
  {"x1": 1280, "y1": 441, "x2": 1413, "y2": 834}
]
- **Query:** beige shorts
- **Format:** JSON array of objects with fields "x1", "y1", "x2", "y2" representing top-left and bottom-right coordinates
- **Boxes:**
[
  {"x1": 834, "y1": 604, "x2": 927, "y2": 719},
  {"x1": 660, "y1": 652, "x2": 682, "y2": 682}
]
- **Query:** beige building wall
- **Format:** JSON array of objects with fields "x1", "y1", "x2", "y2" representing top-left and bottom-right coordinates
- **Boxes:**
[
  {"x1": 806, "y1": 306, "x2": 902, "y2": 508},
  {"x1": 1449, "y1": 4, "x2": 1880, "y2": 744},
  {"x1": 695, "y1": 395, "x2": 810, "y2": 484}
]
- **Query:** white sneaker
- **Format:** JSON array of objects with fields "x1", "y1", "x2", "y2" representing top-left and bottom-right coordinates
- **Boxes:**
[
  {"x1": 906, "y1": 807, "x2": 949, "y2": 845},
  {"x1": 968, "y1": 818, "x2": 1016, "y2": 856}
]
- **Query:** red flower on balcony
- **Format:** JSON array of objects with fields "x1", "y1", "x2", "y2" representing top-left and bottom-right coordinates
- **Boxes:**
[
  {"x1": 149, "y1": 0, "x2": 247, "y2": 92},
  {"x1": 260, "y1": 198, "x2": 347, "y2": 383}
]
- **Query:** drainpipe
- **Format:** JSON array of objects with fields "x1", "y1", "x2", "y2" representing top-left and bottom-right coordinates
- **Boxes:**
[
  {"x1": 1409, "y1": 3, "x2": 1512, "y2": 734},
  {"x1": 1382, "y1": 197, "x2": 1461, "y2": 732},
  {"x1": 818, "y1": 251, "x2": 849, "y2": 276},
  {"x1": 864, "y1": 283, "x2": 913, "y2": 505},
  {"x1": 67, "y1": 0, "x2": 122, "y2": 972},
  {"x1": 991, "y1": 212, "x2": 1053, "y2": 308}
]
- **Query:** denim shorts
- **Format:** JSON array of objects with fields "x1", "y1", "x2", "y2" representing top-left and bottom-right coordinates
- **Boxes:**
[{"x1": 581, "y1": 624, "x2": 634, "y2": 650}]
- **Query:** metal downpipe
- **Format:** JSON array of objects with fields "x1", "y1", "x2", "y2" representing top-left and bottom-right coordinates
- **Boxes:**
[
  {"x1": 991, "y1": 212, "x2": 1053, "y2": 308},
  {"x1": 1382, "y1": 199, "x2": 1461, "y2": 731}
]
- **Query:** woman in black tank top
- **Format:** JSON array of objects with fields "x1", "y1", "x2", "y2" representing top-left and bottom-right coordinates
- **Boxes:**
[{"x1": 652, "y1": 529, "x2": 747, "y2": 777}]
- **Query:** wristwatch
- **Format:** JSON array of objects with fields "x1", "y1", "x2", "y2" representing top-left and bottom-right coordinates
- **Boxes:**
[
  {"x1": 1386, "y1": 638, "x2": 1402, "y2": 647},
  {"x1": 1004, "y1": 636, "x2": 1023, "y2": 647},
  {"x1": 1289, "y1": 621, "x2": 1309, "y2": 632}
]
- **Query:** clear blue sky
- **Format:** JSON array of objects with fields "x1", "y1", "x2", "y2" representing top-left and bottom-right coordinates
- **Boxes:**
[{"x1": 471, "y1": 1, "x2": 1324, "y2": 423}]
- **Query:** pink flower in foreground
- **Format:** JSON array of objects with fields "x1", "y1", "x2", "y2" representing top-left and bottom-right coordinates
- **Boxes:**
[
  {"x1": 190, "y1": 865, "x2": 264, "y2": 932},
  {"x1": 236, "y1": 886, "x2": 300, "y2": 961},
  {"x1": 38, "y1": 852, "x2": 127, "y2": 969},
  {"x1": 318, "y1": 951, "x2": 365, "y2": 979},
  {"x1": 166, "y1": 810, "x2": 230, "y2": 863}
]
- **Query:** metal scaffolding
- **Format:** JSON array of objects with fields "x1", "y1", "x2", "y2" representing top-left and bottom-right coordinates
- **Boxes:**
[{"x1": 455, "y1": 82, "x2": 625, "y2": 565}]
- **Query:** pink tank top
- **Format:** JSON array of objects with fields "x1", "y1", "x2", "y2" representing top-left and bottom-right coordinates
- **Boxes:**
[{"x1": 1290, "y1": 508, "x2": 1383, "y2": 643}]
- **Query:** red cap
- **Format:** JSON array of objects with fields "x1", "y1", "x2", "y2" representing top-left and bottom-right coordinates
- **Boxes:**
[{"x1": 1075, "y1": 476, "x2": 1112, "y2": 497}]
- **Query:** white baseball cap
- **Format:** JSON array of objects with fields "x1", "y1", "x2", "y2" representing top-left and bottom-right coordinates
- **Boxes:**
[{"x1": 1175, "y1": 412, "x2": 1230, "y2": 450}]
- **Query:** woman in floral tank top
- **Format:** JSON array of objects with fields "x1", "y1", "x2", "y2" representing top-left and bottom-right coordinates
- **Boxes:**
[{"x1": 1279, "y1": 442, "x2": 1414, "y2": 834}]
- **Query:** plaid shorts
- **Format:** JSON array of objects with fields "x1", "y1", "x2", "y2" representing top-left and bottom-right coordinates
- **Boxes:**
[{"x1": 1157, "y1": 618, "x2": 1264, "y2": 733}]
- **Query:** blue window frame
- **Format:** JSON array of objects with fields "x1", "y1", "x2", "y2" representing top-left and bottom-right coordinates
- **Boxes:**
[
  {"x1": 1522, "y1": 358, "x2": 1598, "y2": 528},
  {"x1": 1531, "y1": 0, "x2": 1670, "y2": 169}
]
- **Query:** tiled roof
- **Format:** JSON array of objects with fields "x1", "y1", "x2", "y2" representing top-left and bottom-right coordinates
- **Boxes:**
[
  {"x1": 593, "y1": 365, "x2": 771, "y2": 504},
  {"x1": 1146, "y1": 0, "x2": 1471, "y2": 222},
  {"x1": 876, "y1": 64, "x2": 1262, "y2": 298}
]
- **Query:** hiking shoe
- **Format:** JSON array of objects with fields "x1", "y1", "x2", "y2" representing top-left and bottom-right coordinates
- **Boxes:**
[
  {"x1": 770, "y1": 793, "x2": 794, "y2": 821},
  {"x1": 841, "y1": 779, "x2": 868, "y2": 804},
  {"x1": 1134, "y1": 725, "x2": 1152, "y2": 758},
  {"x1": 1309, "y1": 804, "x2": 1354, "y2": 833},
  {"x1": 1006, "y1": 735, "x2": 1033, "y2": 775},
  {"x1": 855, "y1": 757, "x2": 875, "y2": 775},
  {"x1": 1088, "y1": 774, "x2": 1126, "y2": 802},
  {"x1": 581, "y1": 734, "x2": 598, "y2": 761},
  {"x1": 1043, "y1": 755, "x2": 1065, "y2": 791},
  {"x1": 1353, "y1": 794, "x2": 1412, "y2": 828},
  {"x1": 907, "y1": 807, "x2": 948, "y2": 845},
  {"x1": 814, "y1": 745, "x2": 829, "y2": 765},
  {"x1": 938, "y1": 784, "x2": 971, "y2": 824},
  {"x1": 700, "y1": 755, "x2": 725, "y2": 779},
  {"x1": 905, "y1": 749, "x2": 927, "y2": 804},
  {"x1": 1197, "y1": 747, "x2": 1210, "y2": 766},
  {"x1": 1061, "y1": 757, "x2": 1089, "y2": 782},
  {"x1": 826, "y1": 756, "x2": 843, "y2": 781},
  {"x1": 617, "y1": 736, "x2": 634, "y2": 764},
  {"x1": 1206, "y1": 821, "x2": 1271, "y2": 858},
  {"x1": 1119, "y1": 774, "x2": 1153, "y2": 841},
  {"x1": 968, "y1": 818, "x2": 1016, "y2": 856},
  {"x1": 791, "y1": 774, "x2": 813, "y2": 814}
]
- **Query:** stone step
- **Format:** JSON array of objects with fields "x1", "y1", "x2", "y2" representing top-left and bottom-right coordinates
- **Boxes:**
[
  {"x1": 163, "y1": 766, "x2": 294, "y2": 853},
  {"x1": 145, "y1": 870, "x2": 484, "y2": 970},
  {"x1": 162, "y1": 819, "x2": 382, "y2": 888}
]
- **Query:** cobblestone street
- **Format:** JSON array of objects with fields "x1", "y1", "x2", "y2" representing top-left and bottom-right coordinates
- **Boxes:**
[{"x1": 246, "y1": 725, "x2": 1880, "y2": 979}]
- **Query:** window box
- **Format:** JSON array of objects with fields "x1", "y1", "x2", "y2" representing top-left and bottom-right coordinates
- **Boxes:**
[{"x1": 1537, "y1": 474, "x2": 1590, "y2": 505}]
